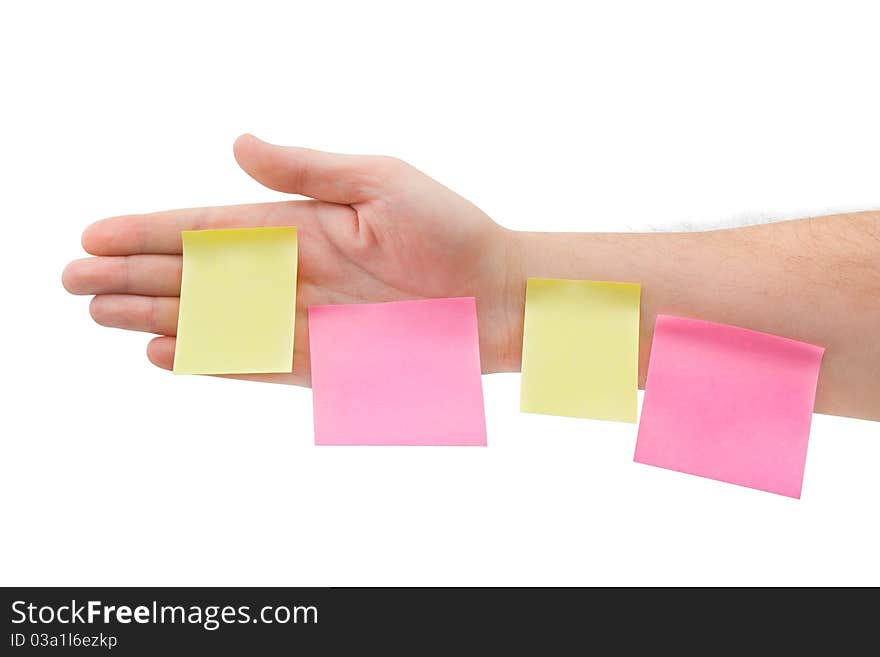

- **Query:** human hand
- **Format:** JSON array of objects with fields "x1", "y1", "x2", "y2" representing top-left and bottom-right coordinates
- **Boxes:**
[{"x1": 62, "y1": 135, "x2": 523, "y2": 385}]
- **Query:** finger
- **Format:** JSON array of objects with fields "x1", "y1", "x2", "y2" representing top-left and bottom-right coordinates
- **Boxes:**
[
  {"x1": 147, "y1": 336, "x2": 176, "y2": 369},
  {"x1": 62, "y1": 255, "x2": 181, "y2": 296},
  {"x1": 90, "y1": 295, "x2": 179, "y2": 335},
  {"x1": 147, "y1": 336, "x2": 307, "y2": 385},
  {"x1": 81, "y1": 199, "x2": 328, "y2": 256},
  {"x1": 233, "y1": 134, "x2": 396, "y2": 204}
]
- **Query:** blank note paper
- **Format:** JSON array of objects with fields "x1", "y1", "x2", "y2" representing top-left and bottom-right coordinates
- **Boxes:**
[
  {"x1": 634, "y1": 315, "x2": 824, "y2": 498},
  {"x1": 173, "y1": 227, "x2": 298, "y2": 375},
  {"x1": 520, "y1": 278, "x2": 641, "y2": 422},
  {"x1": 308, "y1": 297, "x2": 486, "y2": 446}
]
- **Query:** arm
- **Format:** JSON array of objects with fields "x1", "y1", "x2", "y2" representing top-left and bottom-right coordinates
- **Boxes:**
[
  {"x1": 62, "y1": 135, "x2": 880, "y2": 420},
  {"x1": 505, "y1": 214, "x2": 880, "y2": 420}
]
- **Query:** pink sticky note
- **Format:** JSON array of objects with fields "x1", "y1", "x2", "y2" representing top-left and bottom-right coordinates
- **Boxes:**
[
  {"x1": 308, "y1": 297, "x2": 487, "y2": 446},
  {"x1": 634, "y1": 315, "x2": 824, "y2": 498}
]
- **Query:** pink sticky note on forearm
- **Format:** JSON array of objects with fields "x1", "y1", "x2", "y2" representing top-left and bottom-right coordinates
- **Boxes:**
[
  {"x1": 308, "y1": 297, "x2": 487, "y2": 446},
  {"x1": 634, "y1": 315, "x2": 824, "y2": 498}
]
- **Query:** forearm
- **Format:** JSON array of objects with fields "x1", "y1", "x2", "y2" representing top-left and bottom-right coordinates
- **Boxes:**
[{"x1": 501, "y1": 211, "x2": 880, "y2": 421}]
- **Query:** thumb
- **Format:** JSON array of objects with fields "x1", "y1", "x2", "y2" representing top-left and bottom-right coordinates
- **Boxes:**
[{"x1": 233, "y1": 134, "x2": 380, "y2": 204}]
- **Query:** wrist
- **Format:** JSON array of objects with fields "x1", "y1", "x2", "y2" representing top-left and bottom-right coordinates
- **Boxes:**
[
  {"x1": 490, "y1": 227, "x2": 527, "y2": 373},
  {"x1": 495, "y1": 229, "x2": 576, "y2": 373},
  {"x1": 494, "y1": 229, "x2": 621, "y2": 374}
]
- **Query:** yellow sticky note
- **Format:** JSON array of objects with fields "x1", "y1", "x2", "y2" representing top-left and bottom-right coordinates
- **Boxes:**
[
  {"x1": 173, "y1": 227, "x2": 298, "y2": 375},
  {"x1": 520, "y1": 278, "x2": 640, "y2": 422}
]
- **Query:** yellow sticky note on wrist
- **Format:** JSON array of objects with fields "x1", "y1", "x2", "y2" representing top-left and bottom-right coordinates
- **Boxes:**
[
  {"x1": 520, "y1": 278, "x2": 640, "y2": 422},
  {"x1": 173, "y1": 227, "x2": 298, "y2": 375}
]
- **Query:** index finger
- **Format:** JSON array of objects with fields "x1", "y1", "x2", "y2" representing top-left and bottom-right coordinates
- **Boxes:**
[{"x1": 81, "y1": 200, "x2": 322, "y2": 255}]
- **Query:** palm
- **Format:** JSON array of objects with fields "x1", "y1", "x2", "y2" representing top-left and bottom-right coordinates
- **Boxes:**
[{"x1": 63, "y1": 136, "x2": 517, "y2": 385}]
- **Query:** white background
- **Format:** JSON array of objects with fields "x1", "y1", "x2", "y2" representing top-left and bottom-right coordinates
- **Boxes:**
[{"x1": 1, "y1": 1, "x2": 878, "y2": 586}]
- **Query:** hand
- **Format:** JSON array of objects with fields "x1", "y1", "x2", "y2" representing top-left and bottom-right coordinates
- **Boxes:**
[{"x1": 62, "y1": 135, "x2": 523, "y2": 385}]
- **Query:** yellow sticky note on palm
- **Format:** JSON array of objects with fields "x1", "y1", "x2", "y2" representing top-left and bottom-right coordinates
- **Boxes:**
[
  {"x1": 520, "y1": 278, "x2": 640, "y2": 422},
  {"x1": 173, "y1": 227, "x2": 298, "y2": 375}
]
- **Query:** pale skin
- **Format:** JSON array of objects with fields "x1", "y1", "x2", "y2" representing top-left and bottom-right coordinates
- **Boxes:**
[{"x1": 62, "y1": 135, "x2": 880, "y2": 421}]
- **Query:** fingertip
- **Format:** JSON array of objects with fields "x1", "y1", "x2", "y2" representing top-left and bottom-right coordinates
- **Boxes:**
[
  {"x1": 81, "y1": 220, "x2": 101, "y2": 254},
  {"x1": 233, "y1": 133, "x2": 261, "y2": 162},
  {"x1": 61, "y1": 258, "x2": 91, "y2": 294},
  {"x1": 147, "y1": 336, "x2": 175, "y2": 371},
  {"x1": 234, "y1": 132, "x2": 257, "y2": 147},
  {"x1": 81, "y1": 217, "x2": 120, "y2": 256},
  {"x1": 61, "y1": 261, "x2": 77, "y2": 293},
  {"x1": 88, "y1": 295, "x2": 119, "y2": 328},
  {"x1": 88, "y1": 295, "x2": 104, "y2": 324},
  {"x1": 233, "y1": 133, "x2": 283, "y2": 190}
]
